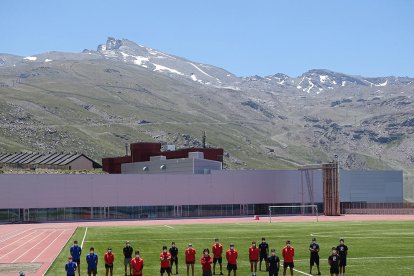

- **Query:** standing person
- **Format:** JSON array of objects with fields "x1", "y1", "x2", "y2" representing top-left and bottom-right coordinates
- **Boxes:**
[
  {"x1": 336, "y1": 239, "x2": 348, "y2": 276},
  {"x1": 160, "y1": 245, "x2": 172, "y2": 276},
  {"x1": 70, "y1": 240, "x2": 82, "y2": 276},
  {"x1": 65, "y1": 256, "x2": 77, "y2": 276},
  {"x1": 201, "y1": 248, "x2": 213, "y2": 276},
  {"x1": 249, "y1": 241, "x2": 260, "y2": 276},
  {"x1": 225, "y1": 243, "x2": 238, "y2": 276},
  {"x1": 259, "y1": 237, "x2": 269, "y2": 271},
  {"x1": 185, "y1": 243, "x2": 196, "y2": 276},
  {"x1": 267, "y1": 249, "x2": 280, "y2": 276},
  {"x1": 328, "y1": 248, "x2": 340, "y2": 276},
  {"x1": 131, "y1": 250, "x2": 144, "y2": 276},
  {"x1": 169, "y1": 241, "x2": 179, "y2": 275},
  {"x1": 86, "y1": 247, "x2": 98, "y2": 276},
  {"x1": 212, "y1": 238, "x2": 223, "y2": 275},
  {"x1": 123, "y1": 241, "x2": 134, "y2": 276},
  {"x1": 281, "y1": 240, "x2": 294, "y2": 276},
  {"x1": 309, "y1": 238, "x2": 321, "y2": 275},
  {"x1": 104, "y1": 247, "x2": 115, "y2": 276}
]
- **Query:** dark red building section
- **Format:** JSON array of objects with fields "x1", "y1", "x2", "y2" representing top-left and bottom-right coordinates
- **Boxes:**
[{"x1": 102, "y1": 142, "x2": 224, "y2": 174}]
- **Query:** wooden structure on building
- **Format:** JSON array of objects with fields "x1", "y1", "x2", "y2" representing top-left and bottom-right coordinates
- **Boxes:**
[{"x1": 299, "y1": 162, "x2": 340, "y2": 216}]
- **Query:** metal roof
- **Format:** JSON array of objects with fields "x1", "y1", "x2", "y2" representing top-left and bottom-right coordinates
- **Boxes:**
[{"x1": 0, "y1": 152, "x2": 102, "y2": 168}]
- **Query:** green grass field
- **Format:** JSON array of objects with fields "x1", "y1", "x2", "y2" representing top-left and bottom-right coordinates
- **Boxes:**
[{"x1": 46, "y1": 220, "x2": 414, "y2": 275}]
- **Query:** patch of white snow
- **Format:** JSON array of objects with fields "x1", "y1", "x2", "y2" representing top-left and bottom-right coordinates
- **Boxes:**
[
  {"x1": 375, "y1": 80, "x2": 388, "y2": 87},
  {"x1": 24, "y1": 56, "x2": 37, "y2": 61},
  {"x1": 320, "y1": 75, "x2": 328, "y2": 83},
  {"x1": 44, "y1": 59, "x2": 52, "y2": 63},
  {"x1": 153, "y1": 64, "x2": 184, "y2": 75}
]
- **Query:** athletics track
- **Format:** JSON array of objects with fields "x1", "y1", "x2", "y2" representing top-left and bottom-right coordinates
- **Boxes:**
[{"x1": 0, "y1": 214, "x2": 413, "y2": 276}]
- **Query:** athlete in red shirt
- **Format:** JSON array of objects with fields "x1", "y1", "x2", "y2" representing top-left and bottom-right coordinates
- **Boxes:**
[
  {"x1": 249, "y1": 241, "x2": 260, "y2": 276},
  {"x1": 104, "y1": 248, "x2": 114, "y2": 276},
  {"x1": 185, "y1": 243, "x2": 196, "y2": 276},
  {"x1": 212, "y1": 238, "x2": 223, "y2": 275},
  {"x1": 130, "y1": 251, "x2": 144, "y2": 276},
  {"x1": 200, "y1": 248, "x2": 213, "y2": 276},
  {"x1": 282, "y1": 240, "x2": 295, "y2": 276},
  {"x1": 225, "y1": 243, "x2": 238, "y2": 276},
  {"x1": 160, "y1": 246, "x2": 172, "y2": 276}
]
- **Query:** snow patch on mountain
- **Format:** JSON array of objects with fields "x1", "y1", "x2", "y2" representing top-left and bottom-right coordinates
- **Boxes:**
[
  {"x1": 153, "y1": 64, "x2": 184, "y2": 75},
  {"x1": 44, "y1": 59, "x2": 52, "y2": 63},
  {"x1": 24, "y1": 56, "x2": 37, "y2": 61}
]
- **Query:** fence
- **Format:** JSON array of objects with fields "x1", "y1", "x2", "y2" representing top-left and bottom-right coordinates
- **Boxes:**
[{"x1": 341, "y1": 202, "x2": 414, "y2": 215}]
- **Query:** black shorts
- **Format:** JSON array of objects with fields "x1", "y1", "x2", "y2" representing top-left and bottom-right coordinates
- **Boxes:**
[
  {"x1": 260, "y1": 254, "x2": 268, "y2": 261},
  {"x1": 213, "y1": 257, "x2": 222, "y2": 264},
  {"x1": 160, "y1": 267, "x2": 172, "y2": 274},
  {"x1": 73, "y1": 259, "x2": 80, "y2": 266},
  {"x1": 339, "y1": 257, "x2": 347, "y2": 267},
  {"x1": 170, "y1": 256, "x2": 178, "y2": 265},
  {"x1": 202, "y1": 271, "x2": 213, "y2": 276},
  {"x1": 87, "y1": 268, "x2": 97, "y2": 274},
  {"x1": 227, "y1": 264, "x2": 237, "y2": 271},
  {"x1": 310, "y1": 255, "x2": 319, "y2": 266},
  {"x1": 330, "y1": 266, "x2": 340, "y2": 274},
  {"x1": 283, "y1": 262, "x2": 294, "y2": 269},
  {"x1": 105, "y1": 263, "x2": 113, "y2": 269},
  {"x1": 268, "y1": 269, "x2": 279, "y2": 276}
]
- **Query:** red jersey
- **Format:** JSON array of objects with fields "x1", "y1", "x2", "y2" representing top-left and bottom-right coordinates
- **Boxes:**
[
  {"x1": 160, "y1": 252, "x2": 171, "y2": 268},
  {"x1": 130, "y1": 257, "x2": 144, "y2": 275},
  {"x1": 282, "y1": 246, "x2": 295, "y2": 263},
  {"x1": 185, "y1": 248, "x2": 196, "y2": 262},
  {"x1": 212, "y1": 243, "x2": 223, "y2": 258},
  {"x1": 104, "y1": 252, "x2": 114, "y2": 264},
  {"x1": 249, "y1": 246, "x2": 260, "y2": 261},
  {"x1": 226, "y1": 249, "x2": 238, "y2": 265},
  {"x1": 201, "y1": 255, "x2": 213, "y2": 271}
]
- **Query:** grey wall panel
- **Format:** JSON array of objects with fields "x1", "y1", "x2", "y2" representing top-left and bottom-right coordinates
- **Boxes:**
[
  {"x1": 0, "y1": 170, "x2": 403, "y2": 209},
  {"x1": 339, "y1": 170, "x2": 403, "y2": 203}
]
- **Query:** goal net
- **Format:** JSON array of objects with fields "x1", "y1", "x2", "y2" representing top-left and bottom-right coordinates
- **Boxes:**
[{"x1": 268, "y1": 205, "x2": 319, "y2": 222}]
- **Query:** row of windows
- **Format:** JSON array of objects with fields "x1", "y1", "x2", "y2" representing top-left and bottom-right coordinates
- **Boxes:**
[{"x1": 0, "y1": 203, "x2": 321, "y2": 222}]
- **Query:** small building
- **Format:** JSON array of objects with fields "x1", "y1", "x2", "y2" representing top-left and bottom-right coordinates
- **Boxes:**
[
  {"x1": 102, "y1": 142, "x2": 224, "y2": 174},
  {"x1": 122, "y1": 152, "x2": 222, "y2": 174},
  {"x1": 0, "y1": 152, "x2": 102, "y2": 170}
]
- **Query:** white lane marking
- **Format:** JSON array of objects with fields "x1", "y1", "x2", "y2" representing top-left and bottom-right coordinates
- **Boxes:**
[{"x1": 81, "y1": 227, "x2": 88, "y2": 248}]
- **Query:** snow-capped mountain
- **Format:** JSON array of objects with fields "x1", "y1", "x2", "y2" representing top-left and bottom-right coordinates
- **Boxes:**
[
  {"x1": 3, "y1": 37, "x2": 414, "y2": 95},
  {"x1": 95, "y1": 37, "x2": 239, "y2": 86}
]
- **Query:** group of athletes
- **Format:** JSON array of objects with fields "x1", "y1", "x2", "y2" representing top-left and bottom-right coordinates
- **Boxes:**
[{"x1": 65, "y1": 237, "x2": 348, "y2": 276}]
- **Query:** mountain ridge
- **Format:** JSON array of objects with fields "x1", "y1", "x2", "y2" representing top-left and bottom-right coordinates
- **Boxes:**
[{"x1": 1, "y1": 37, "x2": 414, "y2": 201}]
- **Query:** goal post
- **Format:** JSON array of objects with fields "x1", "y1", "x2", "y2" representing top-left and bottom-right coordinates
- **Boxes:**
[{"x1": 268, "y1": 204, "x2": 319, "y2": 223}]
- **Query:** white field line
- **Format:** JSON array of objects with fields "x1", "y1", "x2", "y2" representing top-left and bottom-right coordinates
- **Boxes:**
[
  {"x1": 294, "y1": 255, "x2": 414, "y2": 263},
  {"x1": 12, "y1": 230, "x2": 57, "y2": 263},
  {"x1": 0, "y1": 228, "x2": 34, "y2": 243},
  {"x1": 0, "y1": 230, "x2": 45, "y2": 259},
  {"x1": 164, "y1": 225, "x2": 174, "y2": 229},
  {"x1": 81, "y1": 227, "x2": 88, "y2": 248},
  {"x1": 32, "y1": 229, "x2": 67, "y2": 262},
  {"x1": 293, "y1": 268, "x2": 312, "y2": 275}
]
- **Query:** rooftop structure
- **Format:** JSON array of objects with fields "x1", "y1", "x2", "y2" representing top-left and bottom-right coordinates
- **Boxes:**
[{"x1": 0, "y1": 152, "x2": 102, "y2": 170}]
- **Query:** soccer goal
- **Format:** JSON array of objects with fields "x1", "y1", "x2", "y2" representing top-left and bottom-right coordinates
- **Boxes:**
[{"x1": 268, "y1": 204, "x2": 319, "y2": 223}]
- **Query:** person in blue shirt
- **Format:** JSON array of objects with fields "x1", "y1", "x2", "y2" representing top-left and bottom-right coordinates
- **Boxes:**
[
  {"x1": 86, "y1": 247, "x2": 98, "y2": 276},
  {"x1": 70, "y1": 240, "x2": 82, "y2": 276},
  {"x1": 65, "y1": 256, "x2": 77, "y2": 276}
]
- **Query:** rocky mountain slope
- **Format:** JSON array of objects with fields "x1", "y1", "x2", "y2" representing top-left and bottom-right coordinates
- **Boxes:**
[{"x1": 1, "y1": 37, "x2": 414, "y2": 200}]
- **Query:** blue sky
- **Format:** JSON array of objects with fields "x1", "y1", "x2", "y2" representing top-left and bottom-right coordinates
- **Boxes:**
[{"x1": 1, "y1": 0, "x2": 413, "y2": 77}]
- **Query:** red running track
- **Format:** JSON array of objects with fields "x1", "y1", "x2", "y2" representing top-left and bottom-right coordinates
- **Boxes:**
[{"x1": 0, "y1": 214, "x2": 413, "y2": 275}]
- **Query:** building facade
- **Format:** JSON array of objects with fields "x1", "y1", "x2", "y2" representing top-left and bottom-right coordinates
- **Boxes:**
[{"x1": 0, "y1": 169, "x2": 403, "y2": 222}]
